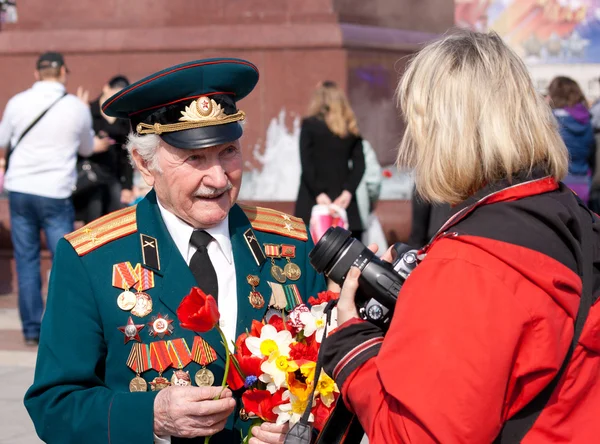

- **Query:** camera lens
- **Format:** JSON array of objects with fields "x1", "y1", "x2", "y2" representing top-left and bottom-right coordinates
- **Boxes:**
[{"x1": 309, "y1": 227, "x2": 352, "y2": 275}]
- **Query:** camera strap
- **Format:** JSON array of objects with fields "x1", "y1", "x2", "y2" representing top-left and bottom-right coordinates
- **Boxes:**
[{"x1": 284, "y1": 300, "x2": 366, "y2": 444}]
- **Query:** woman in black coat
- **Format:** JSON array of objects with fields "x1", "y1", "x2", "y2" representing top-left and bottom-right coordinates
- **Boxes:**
[{"x1": 294, "y1": 81, "x2": 365, "y2": 237}]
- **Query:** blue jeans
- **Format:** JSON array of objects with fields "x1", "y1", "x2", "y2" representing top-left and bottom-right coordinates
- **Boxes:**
[{"x1": 9, "y1": 192, "x2": 74, "y2": 339}]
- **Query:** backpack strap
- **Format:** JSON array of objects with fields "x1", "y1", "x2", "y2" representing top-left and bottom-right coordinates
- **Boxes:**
[{"x1": 494, "y1": 200, "x2": 596, "y2": 443}]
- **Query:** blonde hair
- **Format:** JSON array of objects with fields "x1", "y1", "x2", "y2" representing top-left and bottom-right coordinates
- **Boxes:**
[
  {"x1": 307, "y1": 81, "x2": 360, "y2": 138},
  {"x1": 396, "y1": 30, "x2": 568, "y2": 204}
]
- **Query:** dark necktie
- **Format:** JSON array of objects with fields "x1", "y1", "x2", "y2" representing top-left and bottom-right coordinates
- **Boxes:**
[{"x1": 189, "y1": 230, "x2": 219, "y2": 302}]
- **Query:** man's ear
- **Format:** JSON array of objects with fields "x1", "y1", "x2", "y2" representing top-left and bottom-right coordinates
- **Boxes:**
[
  {"x1": 131, "y1": 149, "x2": 156, "y2": 187},
  {"x1": 34, "y1": 70, "x2": 40, "y2": 81}
]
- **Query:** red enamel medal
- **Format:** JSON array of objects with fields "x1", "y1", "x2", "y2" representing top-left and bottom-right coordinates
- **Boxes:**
[{"x1": 118, "y1": 316, "x2": 145, "y2": 343}]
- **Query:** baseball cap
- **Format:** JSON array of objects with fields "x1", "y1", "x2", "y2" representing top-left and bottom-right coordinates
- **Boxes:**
[{"x1": 36, "y1": 52, "x2": 68, "y2": 72}]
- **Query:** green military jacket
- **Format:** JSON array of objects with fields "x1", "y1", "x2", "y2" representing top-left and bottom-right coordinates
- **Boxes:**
[{"x1": 24, "y1": 190, "x2": 325, "y2": 444}]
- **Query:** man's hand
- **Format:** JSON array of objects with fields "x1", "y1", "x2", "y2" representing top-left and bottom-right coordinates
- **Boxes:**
[
  {"x1": 316, "y1": 193, "x2": 332, "y2": 206},
  {"x1": 76, "y1": 86, "x2": 90, "y2": 105},
  {"x1": 249, "y1": 422, "x2": 289, "y2": 444},
  {"x1": 93, "y1": 136, "x2": 113, "y2": 153},
  {"x1": 153, "y1": 386, "x2": 236, "y2": 438}
]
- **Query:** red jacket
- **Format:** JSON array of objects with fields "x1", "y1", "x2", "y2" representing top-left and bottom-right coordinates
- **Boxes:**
[{"x1": 323, "y1": 177, "x2": 600, "y2": 443}]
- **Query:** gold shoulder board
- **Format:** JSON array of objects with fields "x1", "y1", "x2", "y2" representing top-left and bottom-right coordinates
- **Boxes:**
[
  {"x1": 65, "y1": 205, "x2": 138, "y2": 256},
  {"x1": 238, "y1": 204, "x2": 308, "y2": 241}
]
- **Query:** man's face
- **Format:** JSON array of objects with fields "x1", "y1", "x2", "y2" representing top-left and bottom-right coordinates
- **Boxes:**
[{"x1": 136, "y1": 139, "x2": 243, "y2": 229}]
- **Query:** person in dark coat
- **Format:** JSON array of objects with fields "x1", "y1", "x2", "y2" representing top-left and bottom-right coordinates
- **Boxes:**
[
  {"x1": 74, "y1": 75, "x2": 133, "y2": 222},
  {"x1": 294, "y1": 81, "x2": 365, "y2": 238},
  {"x1": 548, "y1": 76, "x2": 595, "y2": 203}
]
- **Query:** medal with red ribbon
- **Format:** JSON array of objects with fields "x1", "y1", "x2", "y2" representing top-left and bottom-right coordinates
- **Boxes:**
[
  {"x1": 281, "y1": 244, "x2": 301, "y2": 281},
  {"x1": 149, "y1": 340, "x2": 173, "y2": 391},
  {"x1": 191, "y1": 336, "x2": 217, "y2": 386},
  {"x1": 167, "y1": 338, "x2": 193, "y2": 386},
  {"x1": 131, "y1": 264, "x2": 155, "y2": 317},
  {"x1": 112, "y1": 262, "x2": 139, "y2": 311},
  {"x1": 126, "y1": 343, "x2": 151, "y2": 392}
]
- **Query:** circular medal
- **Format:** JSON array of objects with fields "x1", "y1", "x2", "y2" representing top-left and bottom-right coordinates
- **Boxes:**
[
  {"x1": 129, "y1": 376, "x2": 147, "y2": 392},
  {"x1": 284, "y1": 263, "x2": 301, "y2": 281},
  {"x1": 171, "y1": 369, "x2": 191, "y2": 386},
  {"x1": 248, "y1": 291, "x2": 265, "y2": 310},
  {"x1": 117, "y1": 290, "x2": 137, "y2": 311},
  {"x1": 195, "y1": 368, "x2": 215, "y2": 387},
  {"x1": 270, "y1": 265, "x2": 287, "y2": 283},
  {"x1": 153, "y1": 318, "x2": 168, "y2": 335},
  {"x1": 131, "y1": 292, "x2": 153, "y2": 317},
  {"x1": 150, "y1": 376, "x2": 171, "y2": 391}
]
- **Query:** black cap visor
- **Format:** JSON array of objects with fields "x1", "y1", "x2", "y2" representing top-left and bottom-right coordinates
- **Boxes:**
[{"x1": 159, "y1": 122, "x2": 243, "y2": 149}]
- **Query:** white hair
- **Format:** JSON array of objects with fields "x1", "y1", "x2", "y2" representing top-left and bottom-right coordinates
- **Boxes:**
[{"x1": 125, "y1": 132, "x2": 162, "y2": 172}]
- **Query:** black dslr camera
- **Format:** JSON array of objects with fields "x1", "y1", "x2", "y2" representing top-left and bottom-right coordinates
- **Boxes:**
[{"x1": 309, "y1": 227, "x2": 419, "y2": 330}]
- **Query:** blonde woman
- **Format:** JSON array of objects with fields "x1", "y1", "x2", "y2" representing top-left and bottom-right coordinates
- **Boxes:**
[
  {"x1": 294, "y1": 81, "x2": 365, "y2": 238},
  {"x1": 322, "y1": 31, "x2": 600, "y2": 443}
]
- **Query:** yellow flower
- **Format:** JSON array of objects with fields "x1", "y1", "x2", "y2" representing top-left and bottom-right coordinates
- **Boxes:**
[{"x1": 316, "y1": 371, "x2": 339, "y2": 407}]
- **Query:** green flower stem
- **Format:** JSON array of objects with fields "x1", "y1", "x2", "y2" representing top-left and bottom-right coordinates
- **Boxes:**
[
  {"x1": 243, "y1": 419, "x2": 264, "y2": 444},
  {"x1": 203, "y1": 325, "x2": 232, "y2": 444}
]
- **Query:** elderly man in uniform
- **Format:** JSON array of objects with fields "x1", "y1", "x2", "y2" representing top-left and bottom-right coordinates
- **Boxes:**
[{"x1": 25, "y1": 58, "x2": 325, "y2": 444}]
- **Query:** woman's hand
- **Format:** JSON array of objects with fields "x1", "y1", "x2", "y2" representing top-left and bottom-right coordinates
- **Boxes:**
[
  {"x1": 338, "y1": 243, "x2": 392, "y2": 325},
  {"x1": 316, "y1": 193, "x2": 332, "y2": 205},
  {"x1": 333, "y1": 190, "x2": 352, "y2": 209}
]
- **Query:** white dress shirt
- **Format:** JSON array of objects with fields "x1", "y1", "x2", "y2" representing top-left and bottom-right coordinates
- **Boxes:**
[
  {"x1": 156, "y1": 201, "x2": 238, "y2": 444},
  {"x1": 157, "y1": 199, "x2": 238, "y2": 349},
  {"x1": 0, "y1": 81, "x2": 94, "y2": 199}
]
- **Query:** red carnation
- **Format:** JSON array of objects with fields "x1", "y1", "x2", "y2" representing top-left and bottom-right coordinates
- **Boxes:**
[
  {"x1": 242, "y1": 389, "x2": 286, "y2": 422},
  {"x1": 268, "y1": 314, "x2": 288, "y2": 332},
  {"x1": 177, "y1": 287, "x2": 220, "y2": 332},
  {"x1": 289, "y1": 341, "x2": 318, "y2": 362},
  {"x1": 308, "y1": 291, "x2": 339, "y2": 307}
]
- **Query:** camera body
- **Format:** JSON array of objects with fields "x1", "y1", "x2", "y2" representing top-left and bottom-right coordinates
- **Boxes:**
[{"x1": 309, "y1": 227, "x2": 419, "y2": 330}]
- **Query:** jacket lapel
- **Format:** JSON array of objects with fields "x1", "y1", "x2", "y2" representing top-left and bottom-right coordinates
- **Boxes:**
[
  {"x1": 136, "y1": 190, "x2": 226, "y2": 360},
  {"x1": 229, "y1": 204, "x2": 267, "y2": 337}
]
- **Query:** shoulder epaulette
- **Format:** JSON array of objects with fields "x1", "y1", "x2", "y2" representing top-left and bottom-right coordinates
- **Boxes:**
[
  {"x1": 65, "y1": 205, "x2": 138, "y2": 256},
  {"x1": 239, "y1": 204, "x2": 308, "y2": 241}
]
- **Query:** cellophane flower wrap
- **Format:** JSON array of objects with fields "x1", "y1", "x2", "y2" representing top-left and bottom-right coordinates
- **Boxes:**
[{"x1": 229, "y1": 291, "x2": 341, "y2": 440}]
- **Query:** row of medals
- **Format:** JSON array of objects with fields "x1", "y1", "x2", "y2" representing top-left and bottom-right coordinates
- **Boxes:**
[
  {"x1": 117, "y1": 291, "x2": 215, "y2": 392},
  {"x1": 268, "y1": 256, "x2": 301, "y2": 285}
]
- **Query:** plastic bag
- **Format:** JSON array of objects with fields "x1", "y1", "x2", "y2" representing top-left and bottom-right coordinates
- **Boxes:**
[
  {"x1": 309, "y1": 204, "x2": 349, "y2": 244},
  {"x1": 362, "y1": 213, "x2": 388, "y2": 255}
]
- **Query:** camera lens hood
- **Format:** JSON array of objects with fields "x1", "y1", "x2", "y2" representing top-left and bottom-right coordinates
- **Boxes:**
[{"x1": 309, "y1": 227, "x2": 352, "y2": 273}]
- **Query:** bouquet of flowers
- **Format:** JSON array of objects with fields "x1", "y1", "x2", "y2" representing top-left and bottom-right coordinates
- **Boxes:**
[{"x1": 227, "y1": 290, "x2": 340, "y2": 440}]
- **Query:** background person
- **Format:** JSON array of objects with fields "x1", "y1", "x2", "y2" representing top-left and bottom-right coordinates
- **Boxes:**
[
  {"x1": 322, "y1": 31, "x2": 600, "y2": 443},
  {"x1": 74, "y1": 75, "x2": 134, "y2": 223},
  {"x1": 547, "y1": 76, "x2": 595, "y2": 203},
  {"x1": 0, "y1": 51, "x2": 94, "y2": 345},
  {"x1": 294, "y1": 80, "x2": 365, "y2": 239}
]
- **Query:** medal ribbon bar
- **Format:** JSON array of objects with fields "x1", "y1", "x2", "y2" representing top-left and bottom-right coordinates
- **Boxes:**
[
  {"x1": 126, "y1": 343, "x2": 151, "y2": 373},
  {"x1": 283, "y1": 284, "x2": 302, "y2": 311},
  {"x1": 150, "y1": 341, "x2": 173, "y2": 373},
  {"x1": 134, "y1": 264, "x2": 155, "y2": 292},
  {"x1": 112, "y1": 262, "x2": 138, "y2": 290},
  {"x1": 167, "y1": 338, "x2": 192, "y2": 368},
  {"x1": 280, "y1": 244, "x2": 296, "y2": 258},
  {"x1": 191, "y1": 336, "x2": 217, "y2": 366},
  {"x1": 263, "y1": 244, "x2": 281, "y2": 258}
]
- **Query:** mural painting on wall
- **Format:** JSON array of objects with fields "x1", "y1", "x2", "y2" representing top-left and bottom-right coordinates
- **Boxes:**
[{"x1": 456, "y1": 0, "x2": 600, "y2": 99}]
